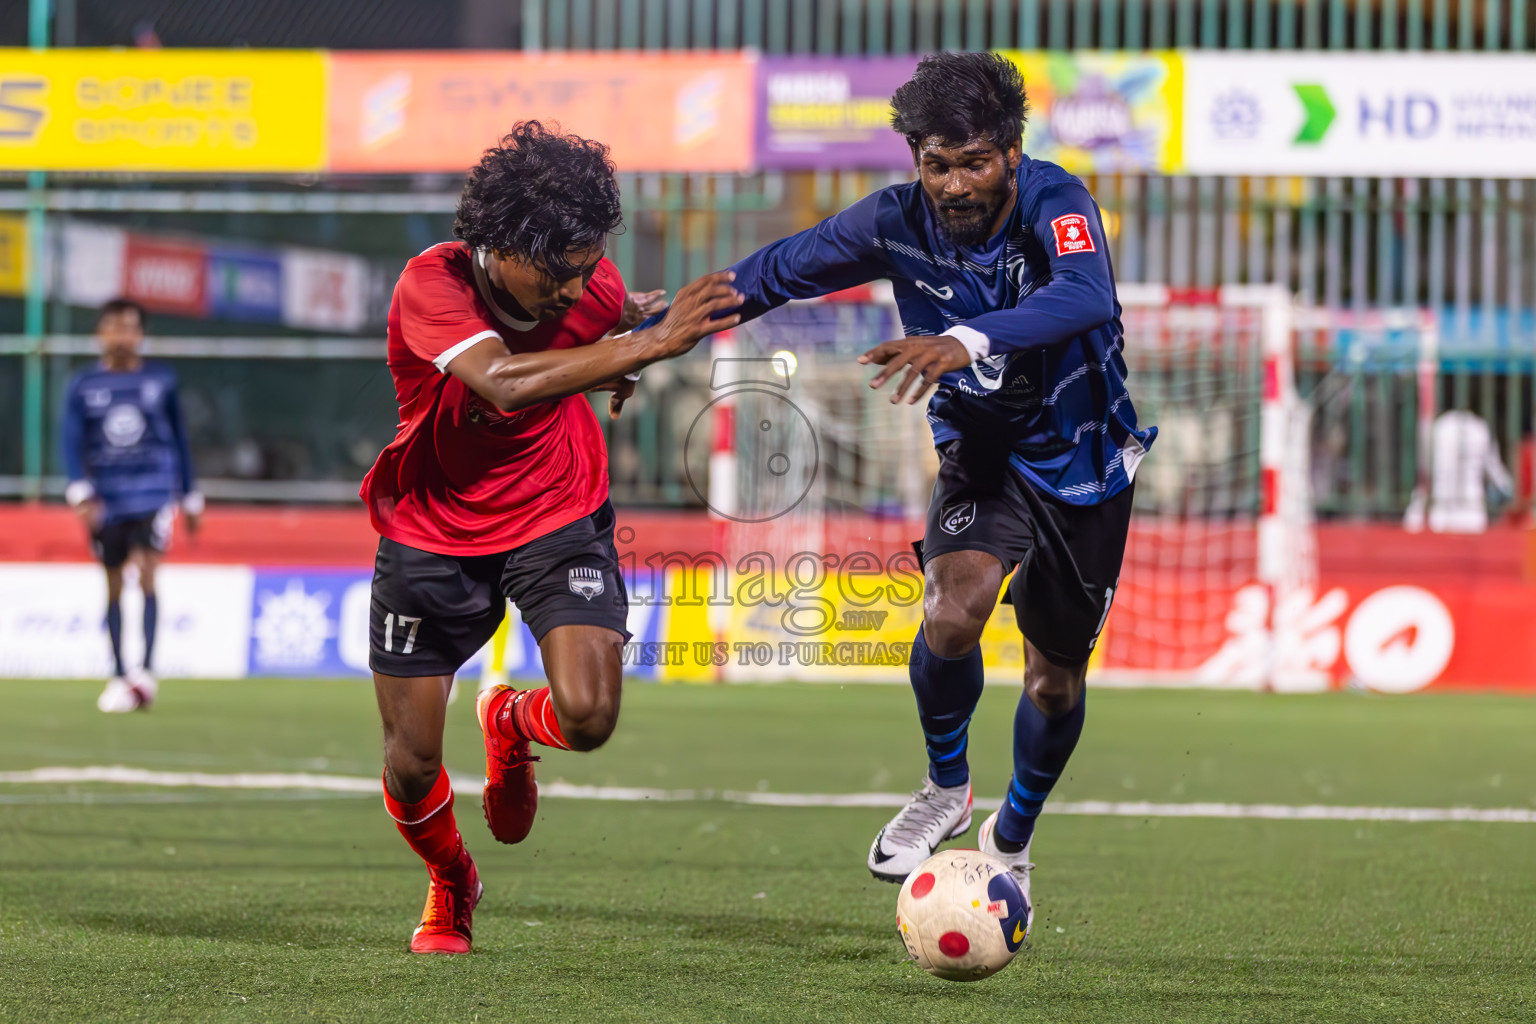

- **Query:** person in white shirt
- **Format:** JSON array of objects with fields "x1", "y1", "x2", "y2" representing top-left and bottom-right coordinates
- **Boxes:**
[{"x1": 1405, "y1": 410, "x2": 1514, "y2": 534}]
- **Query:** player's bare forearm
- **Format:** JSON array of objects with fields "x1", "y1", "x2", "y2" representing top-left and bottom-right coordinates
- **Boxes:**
[
  {"x1": 468, "y1": 335, "x2": 667, "y2": 414},
  {"x1": 448, "y1": 271, "x2": 741, "y2": 414}
]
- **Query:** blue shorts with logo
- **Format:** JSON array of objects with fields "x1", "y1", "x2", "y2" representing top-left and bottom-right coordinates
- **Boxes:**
[
  {"x1": 913, "y1": 439, "x2": 1134, "y2": 668},
  {"x1": 368, "y1": 500, "x2": 631, "y2": 678}
]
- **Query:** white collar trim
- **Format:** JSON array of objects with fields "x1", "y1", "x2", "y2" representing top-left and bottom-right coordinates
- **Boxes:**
[{"x1": 472, "y1": 248, "x2": 539, "y2": 333}]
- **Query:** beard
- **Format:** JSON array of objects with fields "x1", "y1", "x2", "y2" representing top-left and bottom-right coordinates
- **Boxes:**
[{"x1": 931, "y1": 194, "x2": 1004, "y2": 246}]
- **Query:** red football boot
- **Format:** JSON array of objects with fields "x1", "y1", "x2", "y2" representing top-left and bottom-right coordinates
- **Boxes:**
[
  {"x1": 409, "y1": 847, "x2": 482, "y2": 955},
  {"x1": 475, "y1": 685, "x2": 540, "y2": 844}
]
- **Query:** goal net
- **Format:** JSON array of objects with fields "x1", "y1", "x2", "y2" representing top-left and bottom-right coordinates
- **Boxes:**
[
  {"x1": 707, "y1": 284, "x2": 1317, "y2": 689},
  {"x1": 1107, "y1": 284, "x2": 1317, "y2": 690}
]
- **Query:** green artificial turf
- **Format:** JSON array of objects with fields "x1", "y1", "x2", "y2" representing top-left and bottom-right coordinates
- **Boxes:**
[{"x1": 2, "y1": 679, "x2": 1534, "y2": 1023}]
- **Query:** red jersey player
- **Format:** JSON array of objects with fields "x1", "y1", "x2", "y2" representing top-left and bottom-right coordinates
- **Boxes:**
[{"x1": 361, "y1": 121, "x2": 741, "y2": 955}]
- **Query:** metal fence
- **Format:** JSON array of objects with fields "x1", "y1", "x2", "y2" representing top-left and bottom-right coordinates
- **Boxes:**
[
  {"x1": 519, "y1": 0, "x2": 1531, "y2": 52},
  {"x1": 2, "y1": 0, "x2": 1533, "y2": 519}
]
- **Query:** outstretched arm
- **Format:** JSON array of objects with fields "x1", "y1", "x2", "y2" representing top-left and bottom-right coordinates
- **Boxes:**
[
  {"x1": 859, "y1": 183, "x2": 1118, "y2": 404},
  {"x1": 637, "y1": 191, "x2": 889, "y2": 332},
  {"x1": 444, "y1": 272, "x2": 742, "y2": 414}
]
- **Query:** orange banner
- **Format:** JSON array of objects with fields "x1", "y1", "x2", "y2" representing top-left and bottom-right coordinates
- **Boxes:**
[{"x1": 328, "y1": 51, "x2": 754, "y2": 174}]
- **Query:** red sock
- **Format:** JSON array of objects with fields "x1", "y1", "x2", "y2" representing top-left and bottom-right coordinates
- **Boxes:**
[
  {"x1": 493, "y1": 687, "x2": 572, "y2": 751},
  {"x1": 382, "y1": 768, "x2": 464, "y2": 873}
]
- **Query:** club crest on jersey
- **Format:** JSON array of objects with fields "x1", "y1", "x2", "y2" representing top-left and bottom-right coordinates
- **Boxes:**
[
  {"x1": 568, "y1": 567, "x2": 605, "y2": 601},
  {"x1": 1050, "y1": 213, "x2": 1095, "y2": 256},
  {"x1": 102, "y1": 405, "x2": 147, "y2": 448},
  {"x1": 940, "y1": 502, "x2": 976, "y2": 535}
]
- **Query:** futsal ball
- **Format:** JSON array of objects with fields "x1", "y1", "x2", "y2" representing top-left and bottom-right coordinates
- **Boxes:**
[{"x1": 895, "y1": 849, "x2": 1030, "y2": 981}]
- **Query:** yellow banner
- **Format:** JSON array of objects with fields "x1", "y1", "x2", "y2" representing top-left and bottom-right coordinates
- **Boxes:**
[
  {"x1": 0, "y1": 49, "x2": 326, "y2": 172},
  {"x1": 0, "y1": 214, "x2": 25, "y2": 295}
]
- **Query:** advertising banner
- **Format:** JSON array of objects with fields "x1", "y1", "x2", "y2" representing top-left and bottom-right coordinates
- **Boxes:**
[
  {"x1": 280, "y1": 247, "x2": 368, "y2": 332},
  {"x1": 996, "y1": 50, "x2": 1181, "y2": 174},
  {"x1": 0, "y1": 553, "x2": 1532, "y2": 691},
  {"x1": 123, "y1": 233, "x2": 206, "y2": 317},
  {"x1": 245, "y1": 569, "x2": 666, "y2": 679},
  {"x1": 0, "y1": 564, "x2": 253, "y2": 679},
  {"x1": 0, "y1": 49, "x2": 326, "y2": 172},
  {"x1": 249, "y1": 569, "x2": 373, "y2": 676},
  {"x1": 755, "y1": 57, "x2": 918, "y2": 170},
  {"x1": 0, "y1": 213, "x2": 26, "y2": 295},
  {"x1": 207, "y1": 248, "x2": 283, "y2": 323},
  {"x1": 328, "y1": 52, "x2": 755, "y2": 174},
  {"x1": 58, "y1": 220, "x2": 126, "y2": 308},
  {"x1": 1180, "y1": 52, "x2": 1536, "y2": 177}
]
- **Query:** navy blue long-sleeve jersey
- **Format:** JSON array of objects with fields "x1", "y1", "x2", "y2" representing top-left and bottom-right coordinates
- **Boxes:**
[
  {"x1": 62, "y1": 362, "x2": 196, "y2": 524},
  {"x1": 659, "y1": 156, "x2": 1156, "y2": 505}
]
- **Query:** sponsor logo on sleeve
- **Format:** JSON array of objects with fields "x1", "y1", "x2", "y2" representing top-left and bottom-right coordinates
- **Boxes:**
[
  {"x1": 1050, "y1": 213, "x2": 1096, "y2": 257},
  {"x1": 940, "y1": 502, "x2": 976, "y2": 536}
]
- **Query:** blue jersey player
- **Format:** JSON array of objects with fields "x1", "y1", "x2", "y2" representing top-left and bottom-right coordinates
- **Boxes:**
[
  {"x1": 62, "y1": 299, "x2": 202, "y2": 713},
  {"x1": 651, "y1": 53, "x2": 1156, "y2": 935}
]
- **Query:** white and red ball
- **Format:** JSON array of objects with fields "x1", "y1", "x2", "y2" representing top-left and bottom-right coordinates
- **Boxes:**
[{"x1": 895, "y1": 849, "x2": 1030, "y2": 981}]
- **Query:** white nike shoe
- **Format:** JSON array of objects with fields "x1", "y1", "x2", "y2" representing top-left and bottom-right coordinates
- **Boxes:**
[
  {"x1": 867, "y1": 776, "x2": 972, "y2": 883},
  {"x1": 126, "y1": 667, "x2": 158, "y2": 710},
  {"x1": 977, "y1": 810, "x2": 1034, "y2": 938},
  {"x1": 96, "y1": 676, "x2": 139, "y2": 713}
]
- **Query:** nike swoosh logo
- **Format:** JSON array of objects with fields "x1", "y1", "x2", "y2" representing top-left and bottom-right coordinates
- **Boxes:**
[
  {"x1": 1012, "y1": 921, "x2": 1027, "y2": 943},
  {"x1": 872, "y1": 849, "x2": 896, "y2": 864},
  {"x1": 915, "y1": 279, "x2": 954, "y2": 300}
]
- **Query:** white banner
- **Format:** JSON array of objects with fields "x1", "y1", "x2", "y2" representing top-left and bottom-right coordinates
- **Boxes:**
[
  {"x1": 0, "y1": 564, "x2": 253, "y2": 679},
  {"x1": 58, "y1": 221, "x2": 127, "y2": 307},
  {"x1": 1181, "y1": 53, "x2": 1536, "y2": 178},
  {"x1": 281, "y1": 247, "x2": 369, "y2": 332}
]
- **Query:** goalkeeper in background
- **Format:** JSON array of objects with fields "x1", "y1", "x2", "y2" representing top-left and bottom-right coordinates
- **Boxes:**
[
  {"x1": 643, "y1": 52, "x2": 1155, "y2": 939},
  {"x1": 62, "y1": 298, "x2": 202, "y2": 713}
]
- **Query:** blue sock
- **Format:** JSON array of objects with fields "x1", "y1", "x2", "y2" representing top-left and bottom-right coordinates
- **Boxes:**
[
  {"x1": 142, "y1": 594, "x2": 158, "y2": 671},
  {"x1": 996, "y1": 690, "x2": 1086, "y2": 850},
  {"x1": 106, "y1": 601, "x2": 125, "y2": 677},
  {"x1": 908, "y1": 625, "x2": 984, "y2": 788}
]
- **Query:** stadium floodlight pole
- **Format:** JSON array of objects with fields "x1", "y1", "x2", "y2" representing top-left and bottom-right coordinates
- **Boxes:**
[{"x1": 20, "y1": 0, "x2": 50, "y2": 499}]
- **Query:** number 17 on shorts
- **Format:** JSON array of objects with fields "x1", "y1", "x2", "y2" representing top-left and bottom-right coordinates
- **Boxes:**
[{"x1": 382, "y1": 613, "x2": 423, "y2": 655}]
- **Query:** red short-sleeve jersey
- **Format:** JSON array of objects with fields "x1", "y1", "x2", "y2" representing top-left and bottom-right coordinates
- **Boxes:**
[{"x1": 360, "y1": 241, "x2": 624, "y2": 555}]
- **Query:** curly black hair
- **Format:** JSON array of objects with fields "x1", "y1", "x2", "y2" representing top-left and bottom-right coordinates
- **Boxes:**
[
  {"x1": 453, "y1": 121, "x2": 624, "y2": 278},
  {"x1": 890, "y1": 52, "x2": 1029, "y2": 151}
]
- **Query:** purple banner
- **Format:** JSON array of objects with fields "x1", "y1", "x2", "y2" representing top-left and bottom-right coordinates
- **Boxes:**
[{"x1": 755, "y1": 57, "x2": 920, "y2": 170}]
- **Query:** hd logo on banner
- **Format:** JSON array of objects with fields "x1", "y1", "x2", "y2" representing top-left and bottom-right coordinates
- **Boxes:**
[{"x1": 1180, "y1": 53, "x2": 1536, "y2": 178}]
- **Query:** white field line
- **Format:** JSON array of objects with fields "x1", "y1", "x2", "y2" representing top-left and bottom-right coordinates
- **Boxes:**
[{"x1": 1, "y1": 765, "x2": 1535, "y2": 824}]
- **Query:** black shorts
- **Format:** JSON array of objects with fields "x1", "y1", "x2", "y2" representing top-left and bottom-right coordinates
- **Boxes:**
[
  {"x1": 368, "y1": 500, "x2": 632, "y2": 678},
  {"x1": 915, "y1": 439, "x2": 1134, "y2": 667},
  {"x1": 92, "y1": 507, "x2": 174, "y2": 569}
]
